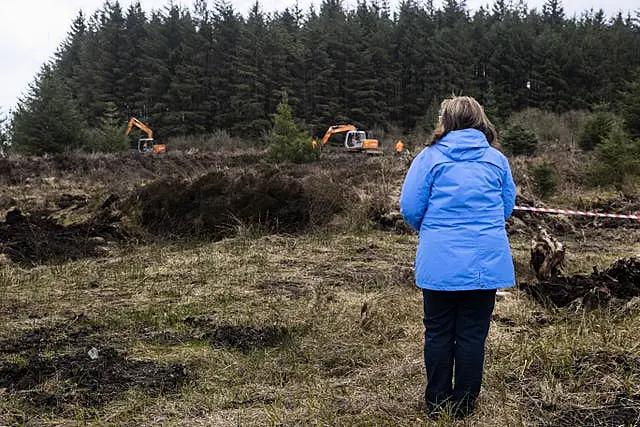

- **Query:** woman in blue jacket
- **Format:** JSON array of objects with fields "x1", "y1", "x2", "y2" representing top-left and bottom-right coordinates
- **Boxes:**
[{"x1": 400, "y1": 96, "x2": 516, "y2": 418}]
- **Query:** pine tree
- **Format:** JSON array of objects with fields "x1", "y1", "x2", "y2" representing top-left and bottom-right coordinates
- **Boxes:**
[
  {"x1": 230, "y1": 1, "x2": 270, "y2": 137},
  {"x1": 138, "y1": 11, "x2": 170, "y2": 131},
  {"x1": 72, "y1": 11, "x2": 102, "y2": 123},
  {"x1": 11, "y1": 65, "x2": 87, "y2": 155},
  {"x1": 54, "y1": 11, "x2": 87, "y2": 93},
  {"x1": 267, "y1": 5, "x2": 308, "y2": 131},
  {"x1": 122, "y1": 2, "x2": 149, "y2": 120},
  {"x1": 591, "y1": 127, "x2": 640, "y2": 189},
  {"x1": 532, "y1": 160, "x2": 558, "y2": 198},
  {"x1": 301, "y1": 5, "x2": 333, "y2": 133},
  {"x1": 93, "y1": 1, "x2": 128, "y2": 118},
  {"x1": 160, "y1": 4, "x2": 207, "y2": 135},
  {"x1": 313, "y1": 0, "x2": 352, "y2": 127},
  {"x1": 578, "y1": 112, "x2": 616, "y2": 150},
  {"x1": 501, "y1": 125, "x2": 538, "y2": 156},
  {"x1": 269, "y1": 93, "x2": 319, "y2": 163},
  {"x1": 85, "y1": 101, "x2": 129, "y2": 152},
  {"x1": 16, "y1": 0, "x2": 640, "y2": 138},
  {"x1": 206, "y1": 1, "x2": 243, "y2": 131},
  {"x1": 621, "y1": 78, "x2": 640, "y2": 140},
  {"x1": 349, "y1": 1, "x2": 391, "y2": 129},
  {"x1": 542, "y1": 0, "x2": 565, "y2": 26},
  {"x1": 394, "y1": 1, "x2": 433, "y2": 128},
  {"x1": 193, "y1": 0, "x2": 216, "y2": 132}
]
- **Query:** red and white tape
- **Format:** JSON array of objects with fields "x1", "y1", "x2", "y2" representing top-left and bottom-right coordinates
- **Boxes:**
[{"x1": 514, "y1": 206, "x2": 640, "y2": 221}]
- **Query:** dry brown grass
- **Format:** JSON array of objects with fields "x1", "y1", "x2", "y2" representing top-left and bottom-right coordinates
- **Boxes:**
[
  {"x1": 1, "y1": 146, "x2": 639, "y2": 426},
  {"x1": 0, "y1": 227, "x2": 638, "y2": 426}
]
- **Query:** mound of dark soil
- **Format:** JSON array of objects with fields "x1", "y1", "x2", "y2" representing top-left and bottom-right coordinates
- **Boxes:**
[
  {"x1": 133, "y1": 165, "x2": 352, "y2": 239},
  {"x1": 0, "y1": 204, "x2": 130, "y2": 265},
  {"x1": 0, "y1": 347, "x2": 186, "y2": 411},
  {"x1": 520, "y1": 257, "x2": 640, "y2": 310},
  {"x1": 142, "y1": 316, "x2": 299, "y2": 352}
]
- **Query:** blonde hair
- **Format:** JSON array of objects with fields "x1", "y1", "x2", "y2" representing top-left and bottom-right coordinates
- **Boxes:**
[{"x1": 428, "y1": 96, "x2": 498, "y2": 146}]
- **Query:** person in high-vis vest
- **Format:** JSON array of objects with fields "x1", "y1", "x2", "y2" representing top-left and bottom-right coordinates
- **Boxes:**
[{"x1": 395, "y1": 140, "x2": 404, "y2": 155}]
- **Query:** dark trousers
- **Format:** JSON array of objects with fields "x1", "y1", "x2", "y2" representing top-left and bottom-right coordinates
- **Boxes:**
[{"x1": 422, "y1": 288, "x2": 496, "y2": 413}]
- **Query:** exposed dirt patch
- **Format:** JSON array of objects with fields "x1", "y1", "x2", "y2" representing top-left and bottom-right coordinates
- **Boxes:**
[
  {"x1": 522, "y1": 349, "x2": 640, "y2": 426},
  {"x1": 520, "y1": 257, "x2": 640, "y2": 310},
  {"x1": 0, "y1": 347, "x2": 186, "y2": 412},
  {"x1": 141, "y1": 317, "x2": 300, "y2": 352},
  {"x1": 202, "y1": 324, "x2": 292, "y2": 351},
  {"x1": 550, "y1": 399, "x2": 640, "y2": 427},
  {"x1": 0, "y1": 318, "x2": 104, "y2": 355},
  {"x1": 0, "y1": 318, "x2": 186, "y2": 416},
  {"x1": 0, "y1": 206, "x2": 130, "y2": 265},
  {"x1": 254, "y1": 280, "x2": 313, "y2": 299},
  {"x1": 54, "y1": 193, "x2": 91, "y2": 210}
]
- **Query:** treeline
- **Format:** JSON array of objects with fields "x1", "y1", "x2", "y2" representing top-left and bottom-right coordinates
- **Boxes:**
[{"x1": 9, "y1": 0, "x2": 640, "y2": 152}]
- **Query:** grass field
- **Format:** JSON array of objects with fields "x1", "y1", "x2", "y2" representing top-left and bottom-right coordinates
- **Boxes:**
[
  {"x1": 1, "y1": 229, "x2": 639, "y2": 426},
  {"x1": 0, "y1": 150, "x2": 639, "y2": 426}
]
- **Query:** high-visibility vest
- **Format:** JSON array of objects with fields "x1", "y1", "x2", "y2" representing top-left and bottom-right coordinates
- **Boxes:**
[{"x1": 395, "y1": 141, "x2": 404, "y2": 153}]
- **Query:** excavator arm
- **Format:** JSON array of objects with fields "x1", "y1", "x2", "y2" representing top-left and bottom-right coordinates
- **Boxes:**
[
  {"x1": 125, "y1": 117, "x2": 153, "y2": 139},
  {"x1": 321, "y1": 124, "x2": 357, "y2": 145},
  {"x1": 124, "y1": 117, "x2": 166, "y2": 153}
]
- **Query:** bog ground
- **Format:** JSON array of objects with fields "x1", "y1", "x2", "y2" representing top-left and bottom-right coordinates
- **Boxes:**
[{"x1": 0, "y1": 149, "x2": 639, "y2": 426}]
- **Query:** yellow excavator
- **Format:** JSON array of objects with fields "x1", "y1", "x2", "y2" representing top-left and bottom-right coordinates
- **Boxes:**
[
  {"x1": 321, "y1": 124, "x2": 382, "y2": 154},
  {"x1": 125, "y1": 117, "x2": 166, "y2": 153}
]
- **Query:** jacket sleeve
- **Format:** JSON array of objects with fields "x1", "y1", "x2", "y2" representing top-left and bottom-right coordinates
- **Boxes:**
[
  {"x1": 400, "y1": 150, "x2": 434, "y2": 231},
  {"x1": 501, "y1": 157, "x2": 517, "y2": 219}
]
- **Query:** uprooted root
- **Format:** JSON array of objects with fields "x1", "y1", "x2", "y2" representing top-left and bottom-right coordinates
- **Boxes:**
[{"x1": 520, "y1": 257, "x2": 640, "y2": 310}]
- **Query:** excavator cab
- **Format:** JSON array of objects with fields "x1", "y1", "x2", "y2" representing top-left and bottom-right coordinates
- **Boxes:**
[
  {"x1": 125, "y1": 117, "x2": 167, "y2": 154},
  {"x1": 139, "y1": 138, "x2": 155, "y2": 153},
  {"x1": 344, "y1": 130, "x2": 380, "y2": 153},
  {"x1": 345, "y1": 131, "x2": 366, "y2": 149},
  {"x1": 321, "y1": 125, "x2": 382, "y2": 154}
]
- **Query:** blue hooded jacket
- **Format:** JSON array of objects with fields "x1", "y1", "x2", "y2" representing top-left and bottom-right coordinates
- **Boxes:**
[{"x1": 400, "y1": 129, "x2": 516, "y2": 291}]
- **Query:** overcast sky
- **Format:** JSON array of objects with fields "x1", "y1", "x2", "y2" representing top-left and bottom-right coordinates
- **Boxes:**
[{"x1": 0, "y1": 0, "x2": 637, "y2": 116}]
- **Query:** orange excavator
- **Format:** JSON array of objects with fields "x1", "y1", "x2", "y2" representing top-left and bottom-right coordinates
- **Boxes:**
[
  {"x1": 125, "y1": 117, "x2": 166, "y2": 153},
  {"x1": 321, "y1": 124, "x2": 382, "y2": 154}
]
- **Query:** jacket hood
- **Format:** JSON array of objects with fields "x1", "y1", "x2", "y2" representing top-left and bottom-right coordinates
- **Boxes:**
[{"x1": 436, "y1": 129, "x2": 489, "y2": 161}]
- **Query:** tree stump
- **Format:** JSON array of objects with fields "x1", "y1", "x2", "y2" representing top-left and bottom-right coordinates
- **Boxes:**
[{"x1": 530, "y1": 227, "x2": 565, "y2": 280}]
